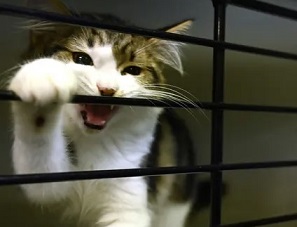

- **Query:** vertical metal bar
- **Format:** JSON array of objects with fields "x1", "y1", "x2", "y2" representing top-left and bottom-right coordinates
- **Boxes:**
[{"x1": 210, "y1": 0, "x2": 226, "y2": 226}]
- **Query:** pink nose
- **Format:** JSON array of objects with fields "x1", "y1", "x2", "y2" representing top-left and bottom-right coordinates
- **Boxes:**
[{"x1": 97, "y1": 85, "x2": 116, "y2": 97}]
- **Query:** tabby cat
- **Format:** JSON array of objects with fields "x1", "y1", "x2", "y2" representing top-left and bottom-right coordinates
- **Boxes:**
[{"x1": 8, "y1": 1, "x2": 199, "y2": 226}]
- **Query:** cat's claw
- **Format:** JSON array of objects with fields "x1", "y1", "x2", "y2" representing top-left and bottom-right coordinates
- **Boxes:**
[{"x1": 9, "y1": 58, "x2": 77, "y2": 106}]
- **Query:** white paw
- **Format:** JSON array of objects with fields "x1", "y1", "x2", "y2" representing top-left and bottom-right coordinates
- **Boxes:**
[{"x1": 9, "y1": 58, "x2": 77, "y2": 106}]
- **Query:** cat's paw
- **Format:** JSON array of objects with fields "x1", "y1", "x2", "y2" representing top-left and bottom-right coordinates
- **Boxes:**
[{"x1": 9, "y1": 58, "x2": 77, "y2": 106}]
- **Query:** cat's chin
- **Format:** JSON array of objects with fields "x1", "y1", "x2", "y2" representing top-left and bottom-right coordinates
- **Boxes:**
[{"x1": 79, "y1": 104, "x2": 119, "y2": 131}]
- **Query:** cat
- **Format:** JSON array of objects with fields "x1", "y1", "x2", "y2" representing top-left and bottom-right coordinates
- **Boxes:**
[{"x1": 8, "y1": 1, "x2": 200, "y2": 226}]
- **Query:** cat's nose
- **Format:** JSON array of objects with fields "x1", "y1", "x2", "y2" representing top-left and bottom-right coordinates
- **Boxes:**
[{"x1": 97, "y1": 85, "x2": 116, "y2": 97}]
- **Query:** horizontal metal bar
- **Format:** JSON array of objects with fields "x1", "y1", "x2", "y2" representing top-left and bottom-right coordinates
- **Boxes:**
[
  {"x1": 0, "y1": 4, "x2": 296, "y2": 61},
  {"x1": 220, "y1": 212, "x2": 297, "y2": 227},
  {"x1": 3, "y1": 90, "x2": 297, "y2": 114},
  {"x1": 1, "y1": 160, "x2": 297, "y2": 186},
  {"x1": 228, "y1": 0, "x2": 297, "y2": 21}
]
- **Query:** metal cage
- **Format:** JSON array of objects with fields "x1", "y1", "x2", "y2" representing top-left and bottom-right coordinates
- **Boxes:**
[{"x1": 0, "y1": 0, "x2": 296, "y2": 226}]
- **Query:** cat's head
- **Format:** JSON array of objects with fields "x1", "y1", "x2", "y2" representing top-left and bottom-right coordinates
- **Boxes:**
[{"x1": 23, "y1": 0, "x2": 192, "y2": 134}]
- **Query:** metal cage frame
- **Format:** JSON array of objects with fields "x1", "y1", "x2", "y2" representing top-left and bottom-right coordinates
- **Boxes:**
[{"x1": 0, "y1": 0, "x2": 296, "y2": 226}]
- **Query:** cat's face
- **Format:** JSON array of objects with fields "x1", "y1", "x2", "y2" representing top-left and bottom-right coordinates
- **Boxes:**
[{"x1": 23, "y1": 13, "x2": 191, "y2": 134}]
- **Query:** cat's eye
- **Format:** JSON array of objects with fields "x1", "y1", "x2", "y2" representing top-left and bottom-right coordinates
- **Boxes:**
[
  {"x1": 121, "y1": 66, "x2": 142, "y2": 76},
  {"x1": 72, "y1": 52, "x2": 94, "y2": 66}
]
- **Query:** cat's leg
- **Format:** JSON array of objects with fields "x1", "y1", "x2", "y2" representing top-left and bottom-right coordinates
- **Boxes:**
[
  {"x1": 94, "y1": 178, "x2": 151, "y2": 227},
  {"x1": 9, "y1": 58, "x2": 77, "y2": 203}
]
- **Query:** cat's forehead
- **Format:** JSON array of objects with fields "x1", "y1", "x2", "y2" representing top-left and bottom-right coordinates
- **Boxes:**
[
  {"x1": 66, "y1": 28, "x2": 146, "y2": 52},
  {"x1": 63, "y1": 27, "x2": 153, "y2": 68}
]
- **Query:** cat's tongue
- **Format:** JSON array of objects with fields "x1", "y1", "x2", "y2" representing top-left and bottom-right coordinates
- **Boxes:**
[{"x1": 80, "y1": 104, "x2": 115, "y2": 129}]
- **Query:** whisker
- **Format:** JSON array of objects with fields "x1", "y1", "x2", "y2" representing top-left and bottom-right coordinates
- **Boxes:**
[
  {"x1": 140, "y1": 91, "x2": 200, "y2": 123},
  {"x1": 0, "y1": 64, "x2": 20, "y2": 77},
  {"x1": 0, "y1": 64, "x2": 21, "y2": 89},
  {"x1": 153, "y1": 83, "x2": 201, "y2": 103},
  {"x1": 131, "y1": 92, "x2": 160, "y2": 108},
  {"x1": 145, "y1": 86, "x2": 197, "y2": 106},
  {"x1": 134, "y1": 42, "x2": 156, "y2": 55},
  {"x1": 153, "y1": 94, "x2": 199, "y2": 123},
  {"x1": 129, "y1": 106, "x2": 136, "y2": 114},
  {"x1": 21, "y1": 20, "x2": 56, "y2": 31},
  {"x1": 126, "y1": 88, "x2": 201, "y2": 122},
  {"x1": 144, "y1": 84, "x2": 199, "y2": 106},
  {"x1": 136, "y1": 95, "x2": 176, "y2": 114},
  {"x1": 79, "y1": 87, "x2": 94, "y2": 96},
  {"x1": 131, "y1": 90, "x2": 174, "y2": 109},
  {"x1": 143, "y1": 84, "x2": 208, "y2": 120},
  {"x1": 142, "y1": 87, "x2": 197, "y2": 109},
  {"x1": 77, "y1": 76, "x2": 96, "y2": 95}
]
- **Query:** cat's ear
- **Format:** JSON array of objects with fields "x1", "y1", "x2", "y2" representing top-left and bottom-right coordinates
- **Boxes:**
[
  {"x1": 20, "y1": 0, "x2": 71, "y2": 58},
  {"x1": 24, "y1": 0, "x2": 72, "y2": 47},
  {"x1": 158, "y1": 19, "x2": 193, "y2": 34},
  {"x1": 25, "y1": 0, "x2": 72, "y2": 15},
  {"x1": 148, "y1": 19, "x2": 193, "y2": 75},
  {"x1": 48, "y1": 0, "x2": 72, "y2": 15}
]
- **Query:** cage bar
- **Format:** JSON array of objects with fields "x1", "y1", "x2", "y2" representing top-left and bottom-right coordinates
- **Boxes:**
[
  {"x1": 4, "y1": 90, "x2": 297, "y2": 114},
  {"x1": 228, "y1": 0, "x2": 297, "y2": 21},
  {"x1": 220, "y1": 212, "x2": 297, "y2": 227},
  {"x1": 210, "y1": 0, "x2": 226, "y2": 225},
  {"x1": 0, "y1": 0, "x2": 295, "y2": 226},
  {"x1": 3, "y1": 160, "x2": 297, "y2": 186},
  {"x1": 0, "y1": 4, "x2": 296, "y2": 61}
]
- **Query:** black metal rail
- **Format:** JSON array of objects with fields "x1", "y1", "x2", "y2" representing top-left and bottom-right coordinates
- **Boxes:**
[
  {"x1": 210, "y1": 0, "x2": 226, "y2": 226},
  {"x1": 0, "y1": 3, "x2": 296, "y2": 61},
  {"x1": 3, "y1": 90, "x2": 297, "y2": 114},
  {"x1": 228, "y1": 0, "x2": 297, "y2": 21},
  {"x1": 0, "y1": 0, "x2": 296, "y2": 227},
  {"x1": 2, "y1": 160, "x2": 297, "y2": 186},
  {"x1": 220, "y1": 212, "x2": 297, "y2": 227}
]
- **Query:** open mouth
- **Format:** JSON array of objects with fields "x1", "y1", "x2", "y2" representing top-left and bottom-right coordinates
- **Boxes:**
[{"x1": 79, "y1": 104, "x2": 118, "y2": 130}]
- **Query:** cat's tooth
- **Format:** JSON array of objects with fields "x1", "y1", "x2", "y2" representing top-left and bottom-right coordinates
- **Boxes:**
[{"x1": 110, "y1": 105, "x2": 114, "y2": 110}]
